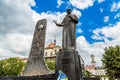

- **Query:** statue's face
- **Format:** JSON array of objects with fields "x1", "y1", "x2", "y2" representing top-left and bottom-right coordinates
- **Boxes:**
[
  {"x1": 67, "y1": 10, "x2": 71, "y2": 15},
  {"x1": 66, "y1": 9, "x2": 72, "y2": 15}
]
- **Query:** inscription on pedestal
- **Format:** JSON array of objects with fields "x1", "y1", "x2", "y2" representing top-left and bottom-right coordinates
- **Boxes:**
[{"x1": 62, "y1": 58, "x2": 72, "y2": 64}]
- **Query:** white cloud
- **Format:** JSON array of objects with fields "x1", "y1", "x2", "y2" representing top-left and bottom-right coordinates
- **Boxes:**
[
  {"x1": 76, "y1": 36, "x2": 104, "y2": 66},
  {"x1": 76, "y1": 22, "x2": 82, "y2": 33},
  {"x1": 111, "y1": 2, "x2": 120, "y2": 12},
  {"x1": 77, "y1": 24, "x2": 120, "y2": 66},
  {"x1": 77, "y1": 36, "x2": 88, "y2": 47},
  {"x1": 0, "y1": 0, "x2": 35, "y2": 34},
  {"x1": 114, "y1": 12, "x2": 120, "y2": 19},
  {"x1": 77, "y1": 28, "x2": 82, "y2": 33},
  {"x1": 69, "y1": 0, "x2": 95, "y2": 10},
  {"x1": 100, "y1": 8, "x2": 103, "y2": 13},
  {"x1": 97, "y1": 0, "x2": 105, "y2": 3},
  {"x1": 92, "y1": 22, "x2": 120, "y2": 41},
  {"x1": 104, "y1": 16, "x2": 109, "y2": 23},
  {"x1": 57, "y1": 0, "x2": 65, "y2": 8},
  {"x1": 0, "y1": 33, "x2": 32, "y2": 60},
  {"x1": 85, "y1": 22, "x2": 120, "y2": 66},
  {"x1": 6, "y1": 33, "x2": 32, "y2": 54},
  {"x1": 0, "y1": 0, "x2": 35, "y2": 59},
  {"x1": 72, "y1": 9, "x2": 82, "y2": 18}
]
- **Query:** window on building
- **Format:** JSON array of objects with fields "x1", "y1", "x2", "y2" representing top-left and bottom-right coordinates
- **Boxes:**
[
  {"x1": 55, "y1": 50, "x2": 57, "y2": 54},
  {"x1": 50, "y1": 52, "x2": 52, "y2": 56},
  {"x1": 45, "y1": 52, "x2": 47, "y2": 56}
]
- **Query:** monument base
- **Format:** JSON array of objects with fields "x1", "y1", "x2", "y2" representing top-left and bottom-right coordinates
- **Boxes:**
[{"x1": 56, "y1": 49, "x2": 82, "y2": 80}]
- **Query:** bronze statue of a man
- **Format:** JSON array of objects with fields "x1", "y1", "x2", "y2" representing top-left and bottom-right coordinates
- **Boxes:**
[{"x1": 54, "y1": 9, "x2": 78, "y2": 50}]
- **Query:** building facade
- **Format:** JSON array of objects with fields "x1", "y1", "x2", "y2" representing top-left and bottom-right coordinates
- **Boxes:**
[
  {"x1": 44, "y1": 42, "x2": 61, "y2": 59},
  {"x1": 85, "y1": 54, "x2": 108, "y2": 80}
]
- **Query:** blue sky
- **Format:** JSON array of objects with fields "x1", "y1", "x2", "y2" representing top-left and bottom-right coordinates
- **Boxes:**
[
  {"x1": 0, "y1": 0, "x2": 120, "y2": 66},
  {"x1": 31, "y1": 0, "x2": 120, "y2": 44}
]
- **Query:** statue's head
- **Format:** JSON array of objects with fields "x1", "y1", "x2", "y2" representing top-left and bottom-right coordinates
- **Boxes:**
[{"x1": 66, "y1": 9, "x2": 72, "y2": 15}]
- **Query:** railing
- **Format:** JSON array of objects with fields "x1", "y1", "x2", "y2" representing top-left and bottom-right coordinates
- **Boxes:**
[
  {"x1": 0, "y1": 74, "x2": 56, "y2": 80},
  {"x1": 83, "y1": 77, "x2": 101, "y2": 80},
  {"x1": 0, "y1": 74, "x2": 101, "y2": 80}
]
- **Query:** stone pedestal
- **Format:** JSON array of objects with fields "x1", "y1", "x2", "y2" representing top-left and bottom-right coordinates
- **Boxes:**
[{"x1": 56, "y1": 49, "x2": 82, "y2": 80}]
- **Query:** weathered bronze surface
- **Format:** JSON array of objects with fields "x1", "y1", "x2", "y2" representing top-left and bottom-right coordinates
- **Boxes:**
[
  {"x1": 54, "y1": 9, "x2": 78, "y2": 50},
  {"x1": 22, "y1": 19, "x2": 51, "y2": 76}
]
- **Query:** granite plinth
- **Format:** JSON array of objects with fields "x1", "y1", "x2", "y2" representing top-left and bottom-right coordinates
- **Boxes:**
[{"x1": 56, "y1": 49, "x2": 82, "y2": 80}]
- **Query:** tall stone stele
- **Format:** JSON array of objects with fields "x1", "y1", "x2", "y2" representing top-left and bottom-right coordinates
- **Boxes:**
[
  {"x1": 54, "y1": 9, "x2": 83, "y2": 80},
  {"x1": 22, "y1": 19, "x2": 51, "y2": 76}
]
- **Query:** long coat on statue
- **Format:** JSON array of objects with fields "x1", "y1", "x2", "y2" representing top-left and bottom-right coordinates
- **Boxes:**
[{"x1": 60, "y1": 14, "x2": 78, "y2": 50}]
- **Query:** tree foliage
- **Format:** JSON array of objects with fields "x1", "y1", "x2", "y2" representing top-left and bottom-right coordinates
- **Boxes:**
[
  {"x1": 102, "y1": 45, "x2": 120, "y2": 79},
  {"x1": 84, "y1": 70, "x2": 91, "y2": 77},
  {"x1": 45, "y1": 59, "x2": 55, "y2": 71},
  {"x1": 0, "y1": 57, "x2": 25, "y2": 76}
]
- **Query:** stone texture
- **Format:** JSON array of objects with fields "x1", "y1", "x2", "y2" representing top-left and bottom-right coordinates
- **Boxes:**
[
  {"x1": 56, "y1": 49, "x2": 82, "y2": 80},
  {"x1": 22, "y1": 19, "x2": 51, "y2": 76}
]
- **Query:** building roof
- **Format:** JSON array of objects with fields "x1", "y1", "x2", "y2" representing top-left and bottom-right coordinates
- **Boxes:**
[
  {"x1": 54, "y1": 45, "x2": 61, "y2": 48},
  {"x1": 85, "y1": 65, "x2": 95, "y2": 69},
  {"x1": 95, "y1": 67, "x2": 105, "y2": 69},
  {"x1": 45, "y1": 42, "x2": 56, "y2": 49}
]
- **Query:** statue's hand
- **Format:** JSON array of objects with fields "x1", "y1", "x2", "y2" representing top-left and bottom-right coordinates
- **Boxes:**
[
  {"x1": 53, "y1": 20, "x2": 63, "y2": 27},
  {"x1": 53, "y1": 20, "x2": 57, "y2": 24}
]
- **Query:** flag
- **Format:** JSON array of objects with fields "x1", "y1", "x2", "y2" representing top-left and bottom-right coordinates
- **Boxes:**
[{"x1": 57, "y1": 70, "x2": 68, "y2": 80}]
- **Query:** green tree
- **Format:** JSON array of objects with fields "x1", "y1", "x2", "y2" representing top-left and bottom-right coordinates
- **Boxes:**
[
  {"x1": 45, "y1": 59, "x2": 55, "y2": 71},
  {"x1": 0, "y1": 60, "x2": 4, "y2": 76},
  {"x1": 0, "y1": 57, "x2": 25, "y2": 76},
  {"x1": 84, "y1": 70, "x2": 91, "y2": 77},
  {"x1": 102, "y1": 45, "x2": 120, "y2": 79}
]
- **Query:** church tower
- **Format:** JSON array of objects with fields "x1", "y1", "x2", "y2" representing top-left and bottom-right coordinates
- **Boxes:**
[
  {"x1": 54, "y1": 36, "x2": 56, "y2": 46},
  {"x1": 90, "y1": 54, "x2": 96, "y2": 67}
]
